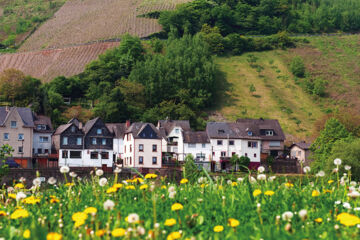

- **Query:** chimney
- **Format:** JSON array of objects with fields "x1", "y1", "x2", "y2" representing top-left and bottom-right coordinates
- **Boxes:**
[
  {"x1": 5, "y1": 105, "x2": 9, "y2": 112},
  {"x1": 126, "y1": 120, "x2": 131, "y2": 128}
]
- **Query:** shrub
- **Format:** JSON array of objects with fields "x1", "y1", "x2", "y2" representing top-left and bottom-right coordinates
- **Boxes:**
[{"x1": 290, "y1": 56, "x2": 305, "y2": 78}]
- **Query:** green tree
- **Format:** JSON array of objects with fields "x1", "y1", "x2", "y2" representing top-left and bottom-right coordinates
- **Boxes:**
[
  {"x1": 230, "y1": 154, "x2": 240, "y2": 171},
  {"x1": 199, "y1": 24, "x2": 224, "y2": 54},
  {"x1": 0, "y1": 69, "x2": 26, "y2": 105},
  {"x1": 239, "y1": 156, "x2": 250, "y2": 170},
  {"x1": 0, "y1": 144, "x2": 13, "y2": 182}
]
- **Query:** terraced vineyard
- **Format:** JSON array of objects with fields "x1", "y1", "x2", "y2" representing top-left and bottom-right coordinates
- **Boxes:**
[
  {"x1": 0, "y1": 41, "x2": 119, "y2": 81},
  {"x1": 19, "y1": 0, "x2": 189, "y2": 52}
]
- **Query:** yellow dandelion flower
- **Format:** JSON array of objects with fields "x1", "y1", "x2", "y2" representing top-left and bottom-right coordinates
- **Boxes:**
[
  {"x1": 106, "y1": 187, "x2": 117, "y2": 193},
  {"x1": 171, "y1": 203, "x2": 183, "y2": 211},
  {"x1": 112, "y1": 228, "x2": 126, "y2": 237},
  {"x1": 164, "y1": 218, "x2": 177, "y2": 226},
  {"x1": 180, "y1": 178, "x2": 189, "y2": 184},
  {"x1": 337, "y1": 213, "x2": 360, "y2": 226},
  {"x1": 23, "y1": 229, "x2": 31, "y2": 239},
  {"x1": 161, "y1": 185, "x2": 167, "y2": 189},
  {"x1": 323, "y1": 189, "x2": 332, "y2": 194},
  {"x1": 312, "y1": 190, "x2": 320, "y2": 197},
  {"x1": 50, "y1": 198, "x2": 60, "y2": 204},
  {"x1": 23, "y1": 196, "x2": 41, "y2": 204},
  {"x1": 167, "y1": 231, "x2": 181, "y2": 240},
  {"x1": 113, "y1": 183, "x2": 123, "y2": 189},
  {"x1": 83, "y1": 207, "x2": 97, "y2": 215},
  {"x1": 46, "y1": 232, "x2": 62, "y2": 240},
  {"x1": 0, "y1": 211, "x2": 7, "y2": 216},
  {"x1": 10, "y1": 208, "x2": 29, "y2": 219},
  {"x1": 8, "y1": 193, "x2": 16, "y2": 199},
  {"x1": 140, "y1": 184, "x2": 148, "y2": 190},
  {"x1": 145, "y1": 173, "x2": 158, "y2": 179},
  {"x1": 218, "y1": 185, "x2": 223, "y2": 190},
  {"x1": 74, "y1": 219, "x2": 86, "y2": 227},
  {"x1": 65, "y1": 183, "x2": 74, "y2": 187},
  {"x1": 328, "y1": 180, "x2": 334, "y2": 184},
  {"x1": 228, "y1": 218, "x2": 240, "y2": 227},
  {"x1": 14, "y1": 183, "x2": 25, "y2": 189},
  {"x1": 125, "y1": 185, "x2": 135, "y2": 190},
  {"x1": 314, "y1": 218, "x2": 323, "y2": 223},
  {"x1": 253, "y1": 189, "x2": 262, "y2": 197},
  {"x1": 285, "y1": 183, "x2": 294, "y2": 188},
  {"x1": 231, "y1": 182, "x2": 238, "y2": 187},
  {"x1": 95, "y1": 229, "x2": 106, "y2": 237},
  {"x1": 72, "y1": 212, "x2": 88, "y2": 222},
  {"x1": 214, "y1": 225, "x2": 224, "y2": 232},
  {"x1": 264, "y1": 190, "x2": 275, "y2": 196}
]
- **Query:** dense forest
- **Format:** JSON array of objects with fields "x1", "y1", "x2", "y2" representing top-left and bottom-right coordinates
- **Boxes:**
[
  {"x1": 159, "y1": 0, "x2": 360, "y2": 37},
  {"x1": 0, "y1": 34, "x2": 218, "y2": 129}
]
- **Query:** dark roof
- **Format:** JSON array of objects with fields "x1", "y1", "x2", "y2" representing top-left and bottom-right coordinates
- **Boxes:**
[
  {"x1": 157, "y1": 120, "x2": 191, "y2": 136},
  {"x1": 126, "y1": 122, "x2": 162, "y2": 139},
  {"x1": 68, "y1": 118, "x2": 81, "y2": 128},
  {"x1": 34, "y1": 115, "x2": 53, "y2": 133},
  {"x1": 236, "y1": 118, "x2": 285, "y2": 141},
  {"x1": 0, "y1": 107, "x2": 35, "y2": 127},
  {"x1": 54, "y1": 123, "x2": 72, "y2": 135},
  {"x1": 106, "y1": 123, "x2": 127, "y2": 138},
  {"x1": 206, "y1": 122, "x2": 250, "y2": 139},
  {"x1": 83, "y1": 117, "x2": 99, "y2": 134},
  {"x1": 291, "y1": 142, "x2": 311, "y2": 150},
  {"x1": 184, "y1": 131, "x2": 209, "y2": 143}
]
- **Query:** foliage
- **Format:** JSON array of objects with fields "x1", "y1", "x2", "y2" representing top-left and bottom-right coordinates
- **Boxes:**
[
  {"x1": 311, "y1": 118, "x2": 352, "y2": 171},
  {"x1": 62, "y1": 106, "x2": 94, "y2": 124},
  {"x1": 0, "y1": 68, "x2": 25, "y2": 104},
  {"x1": 249, "y1": 84, "x2": 256, "y2": 95},
  {"x1": 230, "y1": 154, "x2": 240, "y2": 171},
  {"x1": 0, "y1": 144, "x2": 13, "y2": 181},
  {"x1": 239, "y1": 155, "x2": 250, "y2": 169},
  {"x1": 290, "y1": 56, "x2": 305, "y2": 78},
  {"x1": 183, "y1": 154, "x2": 199, "y2": 181}
]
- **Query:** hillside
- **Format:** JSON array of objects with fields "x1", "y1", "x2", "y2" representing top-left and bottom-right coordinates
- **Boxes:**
[
  {"x1": 0, "y1": 41, "x2": 119, "y2": 82},
  {"x1": 19, "y1": 0, "x2": 189, "y2": 51},
  {"x1": 213, "y1": 34, "x2": 360, "y2": 142},
  {"x1": 0, "y1": 0, "x2": 65, "y2": 48}
]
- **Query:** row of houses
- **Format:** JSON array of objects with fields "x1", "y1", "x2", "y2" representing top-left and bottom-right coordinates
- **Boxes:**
[{"x1": 0, "y1": 107, "x2": 290, "y2": 171}]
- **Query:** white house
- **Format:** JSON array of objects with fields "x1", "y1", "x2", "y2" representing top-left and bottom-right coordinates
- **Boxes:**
[
  {"x1": 183, "y1": 131, "x2": 211, "y2": 161},
  {"x1": 106, "y1": 122, "x2": 128, "y2": 161},
  {"x1": 123, "y1": 122, "x2": 163, "y2": 169}
]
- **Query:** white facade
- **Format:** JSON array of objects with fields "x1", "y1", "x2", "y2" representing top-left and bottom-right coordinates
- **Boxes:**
[
  {"x1": 113, "y1": 138, "x2": 124, "y2": 160},
  {"x1": 167, "y1": 127, "x2": 185, "y2": 161},
  {"x1": 241, "y1": 139, "x2": 261, "y2": 163},
  {"x1": 184, "y1": 142, "x2": 211, "y2": 161},
  {"x1": 58, "y1": 149, "x2": 113, "y2": 167},
  {"x1": 123, "y1": 133, "x2": 162, "y2": 169},
  {"x1": 33, "y1": 132, "x2": 52, "y2": 155}
]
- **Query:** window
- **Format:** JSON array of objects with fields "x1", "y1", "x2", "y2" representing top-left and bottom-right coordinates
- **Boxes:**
[
  {"x1": 62, "y1": 150, "x2": 68, "y2": 158},
  {"x1": 212, "y1": 152, "x2": 215, "y2": 156},
  {"x1": 139, "y1": 156, "x2": 144, "y2": 164},
  {"x1": 248, "y1": 141, "x2": 258, "y2": 148},
  {"x1": 229, "y1": 140, "x2": 234, "y2": 145},
  {"x1": 40, "y1": 136, "x2": 49, "y2": 142},
  {"x1": 175, "y1": 128, "x2": 179, "y2": 134},
  {"x1": 196, "y1": 153, "x2": 205, "y2": 160},
  {"x1": 18, "y1": 133, "x2": 24, "y2": 140},
  {"x1": 245, "y1": 153, "x2": 248, "y2": 157},
  {"x1": 102, "y1": 139, "x2": 106, "y2": 145},
  {"x1": 70, "y1": 151, "x2": 81, "y2": 158},
  {"x1": 232, "y1": 152, "x2": 236, "y2": 156},
  {"x1": 18, "y1": 146, "x2": 23, "y2": 153},
  {"x1": 129, "y1": 144, "x2": 132, "y2": 152},
  {"x1": 217, "y1": 140, "x2": 223, "y2": 145},
  {"x1": 152, "y1": 157, "x2": 157, "y2": 164},
  {"x1": 91, "y1": 152, "x2": 98, "y2": 159},
  {"x1": 38, "y1": 148, "x2": 42, "y2": 154},
  {"x1": 3, "y1": 133, "x2": 9, "y2": 140},
  {"x1": 63, "y1": 137, "x2": 68, "y2": 145},
  {"x1": 221, "y1": 151, "x2": 226, "y2": 157},
  {"x1": 37, "y1": 124, "x2": 46, "y2": 130},
  {"x1": 44, "y1": 149, "x2": 49, "y2": 154},
  {"x1": 202, "y1": 143, "x2": 206, "y2": 148},
  {"x1": 248, "y1": 131, "x2": 253, "y2": 136},
  {"x1": 71, "y1": 126, "x2": 75, "y2": 132},
  {"x1": 77, "y1": 137, "x2": 82, "y2": 145},
  {"x1": 92, "y1": 138, "x2": 96, "y2": 145},
  {"x1": 152, "y1": 144, "x2": 157, "y2": 152},
  {"x1": 139, "y1": 144, "x2": 144, "y2": 152},
  {"x1": 254, "y1": 153, "x2": 257, "y2": 158},
  {"x1": 269, "y1": 141, "x2": 281, "y2": 147},
  {"x1": 130, "y1": 157, "x2": 132, "y2": 165},
  {"x1": 97, "y1": 129, "x2": 102, "y2": 135},
  {"x1": 11, "y1": 121, "x2": 16, "y2": 128},
  {"x1": 265, "y1": 130, "x2": 274, "y2": 136},
  {"x1": 188, "y1": 143, "x2": 196, "y2": 148},
  {"x1": 101, "y1": 152, "x2": 109, "y2": 159}
]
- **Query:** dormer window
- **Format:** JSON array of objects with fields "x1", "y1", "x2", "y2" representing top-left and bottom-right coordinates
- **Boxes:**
[
  {"x1": 11, "y1": 121, "x2": 17, "y2": 128},
  {"x1": 248, "y1": 131, "x2": 253, "y2": 136},
  {"x1": 218, "y1": 129, "x2": 225, "y2": 134},
  {"x1": 175, "y1": 128, "x2": 180, "y2": 134},
  {"x1": 97, "y1": 129, "x2": 102, "y2": 135},
  {"x1": 265, "y1": 130, "x2": 274, "y2": 136}
]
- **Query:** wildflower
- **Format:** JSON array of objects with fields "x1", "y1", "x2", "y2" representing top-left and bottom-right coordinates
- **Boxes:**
[
  {"x1": 171, "y1": 203, "x2": 183, "y2": 211},
  {"x1": 84, "y1": 207, "x2": 97, "y2": 215},
  {"x1": 345, "y1": 165, "x2": 351, "y2": 171},
  {"x1": 47, "y1": 232, "x2": 62, "y2": 240},
  {"x1": 312, "y1": 190, "x2": 320, "y2": 197},
  {"x1": 337, "y1": 213, "x2": 360, "y2": 226},
  {"x1": 347, "y1": 190, "x2": 360, "y2": 199},
  {"x1": 198, "y1": 177, "x2": 207, "y2": 184},
  {"x1": 285, "y1": 183, "x2": 294, "y2": 188},
  {"x1": 95, "y1": 229, "x2": 106, "y2": 237},
  {"x1": 323, "y1": 189, "x2": 332, "y2": 194},
  {"x1": 164, "y1": 218, "x2": 177, "y2": 226},
  {"x1": 113, "y1": 183, "x2": 123, "y2": 189},
  {"x1": 167, "y1": 231, "x2": 181, "y2": 240},
  {"x1": 10, "y1": 208, "x2": 29, "y2": 219},
  {"x1": 350, "y1": 181, "x2": 357, "y2": 187},
  {"x1": 50, "y1": 197, "x2": 60, "y2": 204},
  {"x1": 213, "y1": 225, "x2": 224, "y2": 232},
  {"x1": 69, "y1": 172, "x2": 77, "y2": 178},
  {"x1": 99, "y1": 177, "x2": 108, "y2": 187},
  {"x1": 127, "y1": 213, "x2": 140, "y2": 223},
  {"x1": 161, "y1": 185, "x2": 167, "y2": 189},
  {"x1": 282, "y1": 211, "x2": 294, "y2": 221},
  {"x1": 103, "y1": 199, "x2": 115, "y2": 210},
  {"x1": 168, "y1": 186, "x2": 176, "y2": 193},
  {"x1": 23, "y1": 229, "x2": 31, "y2": 239},
  {"x1": 23, "y1": 196, "x2": 41, "y2": 204},
  {"x1": 133, "y1": 178, "x2": 144, "y2": 184},
  {"x1": 228, "y1": 218, "x2": 240, "y2": 227},
  {"x1": 303, "y1": 166, "x2": 311, "y2": 173},
  {"x1": 19, "y1": 177, "x2": 26, "y2": 183},
  {"x1": 227, "y1": 180, "x2": 232, "y2": 185},
  {"x1": 343, "y1": 202, "x2": 351, "y2": 209},
  {"x1": 33, "y1": 178, "x2": 41, "y2": 187},
  {"x1": 106, "y1": 187, "x2": 117, "y2": 193},
  {"x1": 328, "y1": 180, "x2": 334, "y2": 184},
  {"x1": 334, "y1": 158, "x2": 342, "y2": 166},
  {"x1": 65, "y1": 182, "x2": 74, "y2": 187},
  {"x1": 169, "y1": 191, "x2": 176, "y2": 199},
  {"x1": 257, "y1": 174, "x2": 266, "y2": 181},
  {"x1": 8, "y1": 193, "x2": 16, "y2": 199},
  {"x1": 48, "y1": 177, "x2": 57, "y2": 185},
  {"x1": 95, "y1": 169, "x2": 104, "y2": 176},
  {"x1": 315, "y1": 218, "x2": 323, "y2": 223},
  {"x1": 60, "y1": 166, "x2": 70, "y2": 173},
  {"x1": 16, "y1": 192, "x2": 26, "y2": 201},
  {"x1": 137, "y1": 226, "x2": 146, "y2": 235},
  {"x1": 316, "y1": 171, "x2": 325, "y2": 177},
  {"x1": 231, "y1": 182, "x2": 238, "y2": 186},
  {"x1": 72, "y1": 212, "x2": 87, "y2": 222},
  {"x1": 333, "y1": 168, "x2": 338, "y2": 173},
  {"x1": 125, "y1": 185, "x2": 135, "y2": 190},
  {"x1": 258, "y1": 166, "x2": 265, "y2": 173},
  {"x1": 284, "y1": 223, "x2": 292, "y2": 232},
  {"x1": 140, "y1": 184, "x2": 148, "y2": 190},
  {"x1": 268, "y1": 176, "x2": 276, "y2": 182},
  {"x1": 14, "y1": 183, "x2": 24, "y2": 189},
  {"x1": 264, "y1": 190, "x2": 275, "y2": 196},
  {"x1": 0, "y1": 211, "x2": 7, "y2": 216},
  {"x1": 253, "y1": 189, "x2": 262, "y2": 197},
  {"x1": 298, "y1": 209, "x2": 307, "y2": 221},
  {"x1": 145, "y1": 173, "x2": 157, "y2": 179},
  {"x1": 249, "y1": 176, "x2": 257, "y2": 184},
  {"x1": 112, "y1": 228, "x2": 126, "y2": 237},
  {"x1": 180, "y1": 178, "x2": 189, "y2": 184},
  {"x1": 237, "y1": 177, "x2": 244, "y2": 182}
]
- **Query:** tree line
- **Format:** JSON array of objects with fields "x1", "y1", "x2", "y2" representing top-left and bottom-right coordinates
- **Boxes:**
[{"x1": 0, "y1": 34, "x2": 218, "y2": 129}]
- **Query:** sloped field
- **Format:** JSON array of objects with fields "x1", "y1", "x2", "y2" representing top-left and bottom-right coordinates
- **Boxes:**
[
  {"x1": 0, "y1": 41, "x2": 119, "y2": 82},
  {"x1": 19, "y1": 0, "x2": 188, "y2": 51}
]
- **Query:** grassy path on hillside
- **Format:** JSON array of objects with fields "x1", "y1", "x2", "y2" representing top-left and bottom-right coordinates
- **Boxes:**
[{"x1": 214, "y1": 51, "x2": 324, "y2": 141}]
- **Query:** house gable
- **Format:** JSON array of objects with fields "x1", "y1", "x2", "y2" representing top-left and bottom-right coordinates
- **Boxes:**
[
  {"x1": 60, "y1": 123, "x2": 83, "y2": 149},
  {"x1": 138, "y1": 124, "x2": 159, "y2": 139},
  {"x1": 84, "y1": 118, "x2": 113, "y2": 149}
]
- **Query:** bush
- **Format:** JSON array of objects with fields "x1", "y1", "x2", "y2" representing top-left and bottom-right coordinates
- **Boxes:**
[
  {"x1": 239, "y1": 156, "x2": 250, "y2": 170},
  {"x1": 290, "y1": 56, "x2": 305, "y2": 78}
]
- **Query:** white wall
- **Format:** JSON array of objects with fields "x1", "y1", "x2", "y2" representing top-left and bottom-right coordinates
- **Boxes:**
[
  {"x1": 241, "y1": 140, "x2": 261, "y2": 162},
  {"x1": 123, "y1": 133, "x2": 135, "y2": 167},
  {"x1": 113, "y1": 138, "x2": 124, "y2": 160},
  {"x1": 210, "y1": 139, "x2": 242, "y2": 162},
  {"x1": 184, "y1": 143, "x2": 211, "y2": 161},
  {"x1": 33, "y1": 132, "x2": 52, "y2": 154},
  {"x1": 58, "y1": 149, "x2": 113, "y2": 167}
]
